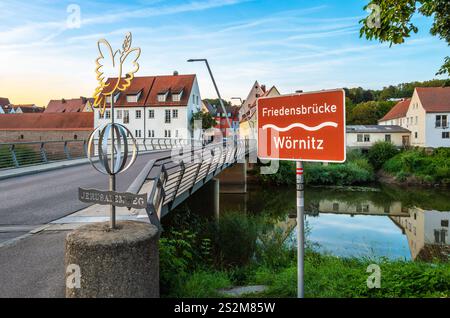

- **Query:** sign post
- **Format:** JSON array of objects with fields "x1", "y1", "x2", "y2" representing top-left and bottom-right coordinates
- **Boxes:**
[{"x1": 257, "y1": 89, "x2": 346, "y2": 298}]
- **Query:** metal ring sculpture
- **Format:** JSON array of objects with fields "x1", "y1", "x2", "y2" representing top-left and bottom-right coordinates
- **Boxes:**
[{"x1": 87, "y1": 123, "x2": 138, "y2": 176}]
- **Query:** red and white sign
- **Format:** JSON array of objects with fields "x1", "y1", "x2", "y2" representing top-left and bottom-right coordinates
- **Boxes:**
[{"x1": 257, "y1": 89, "x2": 346, "y2": 162}]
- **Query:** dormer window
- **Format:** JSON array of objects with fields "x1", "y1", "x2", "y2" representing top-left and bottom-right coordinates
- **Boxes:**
[
  {"x1": 158, "y1": 90, "x2": 169, "y2": 102},
  {"x1": 172, "y1": 89, "x2": 183, "y2": 102},
  {"x1": 126, "y1": 90, "x2": 142, "y2": 103},
  {"x1": 106, "y1": 93, "x2": 120, "y2": 104}
]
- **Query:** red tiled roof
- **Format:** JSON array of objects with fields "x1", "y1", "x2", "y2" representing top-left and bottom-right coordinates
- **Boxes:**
[
  {"x1": 416, "y1": 87, "x2": 450, "y2": 113},
  {"x1": 102, "y1": 74, "x2": 196, "y2": 108},
  {"x1": 45, "y1": 97, "x2": 90, "y2": 113},
  {"x1": 0, "y1": 97, "x2": 10, "y2": 106},
  {"x1": 379, "y1": 98, "x2": 411, "y2": 122},
  {"x1": 0, "y1": 113, "x2": 93, "y2": 131}
]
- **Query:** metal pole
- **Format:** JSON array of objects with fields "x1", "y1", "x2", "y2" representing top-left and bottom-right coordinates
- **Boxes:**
[
  {"x1": 110, "y1": 95, "x2": 116, "y2": 229},
  {"x1": 203, "y1": 60, "x2": 232, "y2": 133},
  {"x1": 296, "y1": 161, "x2": 304, "y2": 298}
]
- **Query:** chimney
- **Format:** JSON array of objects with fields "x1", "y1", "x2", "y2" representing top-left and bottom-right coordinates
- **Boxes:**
[
  {"x1": 62, "y1": 98, "x2": 66, "y2": 104},
  {"x1": 173, "y1": 70, "x2": 179, "y2": 76}
]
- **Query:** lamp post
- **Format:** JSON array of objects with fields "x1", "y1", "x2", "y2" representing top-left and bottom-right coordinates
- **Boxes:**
[{"x1": 187, "y1": 59, "x2": 232, "y2": 136}]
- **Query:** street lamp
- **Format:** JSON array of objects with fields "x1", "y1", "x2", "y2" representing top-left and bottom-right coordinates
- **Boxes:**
[{"x1": 187, "y1": 58, "x2": 232, "y2": 134}]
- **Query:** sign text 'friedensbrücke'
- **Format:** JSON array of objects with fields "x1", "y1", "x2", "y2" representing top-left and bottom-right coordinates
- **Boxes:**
[
  {"x1": 257, "y1": 89, "x2": 346, "y2": 162},
  {"x1": 78, "y1": 188, "x2": 147, "y2": 209}
]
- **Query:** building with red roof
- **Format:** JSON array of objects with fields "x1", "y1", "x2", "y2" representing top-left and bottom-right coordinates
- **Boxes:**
[
  {"x1": 379, "y1": 87, "x2": 450, "y2": 148},
  {"x1": 95, "y1": 73, "x2": 202, "y2": 140},
  {"x1": 0, "y1": 113, "x2": 93, "y2": 142},
  {"x1": 45, "y1": 97, "x2": 93, "y2": 113}
]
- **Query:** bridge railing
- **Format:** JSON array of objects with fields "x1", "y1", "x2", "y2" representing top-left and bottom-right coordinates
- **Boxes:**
[
  {"x1": 0, "y1": 140, "x2": 87, "y2": 170},
  {"x1": 0, "y1": 138, "x2": 206, "y2": 171},
  {"x1": 125, "y1": 139, "x2": 255, "y2": 224}
]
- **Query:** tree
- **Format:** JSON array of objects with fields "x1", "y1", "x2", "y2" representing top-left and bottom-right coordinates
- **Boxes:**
[
  {"x1": 191, "y1": 111, "x2": 217, "y2": 130},
  {"x1": 367, "y1": 141, "x2": 399, "y2": 170},
  {"x1": 360, "y1": 0, "x2": 450, "y2": 76},
  {"x1": 349, "y1": 100, "x2": 396, "y2": 125},
  {"x1": 203, "y1": 98, "x2": 232, "y2": 109}
]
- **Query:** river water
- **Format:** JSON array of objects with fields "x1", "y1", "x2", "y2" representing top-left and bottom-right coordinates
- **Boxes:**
[{"x1": 219, "y1": 184, "x2": 450, "y2": 262}]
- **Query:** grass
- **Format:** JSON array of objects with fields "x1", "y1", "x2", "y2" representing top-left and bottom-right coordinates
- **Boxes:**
[{"x1": 160, "y1": 207, "x2": 450, "y2": 298}]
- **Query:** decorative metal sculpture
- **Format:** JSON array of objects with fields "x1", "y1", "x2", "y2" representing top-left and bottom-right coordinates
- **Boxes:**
[
  {"x1": 87, "y1": 32, "x2": 141, "y2": 229},
  {"x1": 93, "y1": 32, "x2": 141, "y2": 116}
]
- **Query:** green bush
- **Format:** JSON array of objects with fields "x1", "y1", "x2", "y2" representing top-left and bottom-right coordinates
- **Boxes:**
[
  {"x1": 173, "y1": 271, "x2": 231, "y2": 298},
  {"x1": 384, "y1": 148, "x2": 450, "y2": 184},
  {"x1": 367, "y1": 141, "x2": 399, "y2": 170},
  {"x1": 211, "y1": 212, "x2": 259, "y2": 267},
  {"x1": 304, "y1": 162, "x2": 375, "y2": 186}
]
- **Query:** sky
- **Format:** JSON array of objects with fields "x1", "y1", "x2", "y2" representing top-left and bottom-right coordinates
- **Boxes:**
[{"x1": 0, "y1": 0, "x2": 448, "y2": 106}]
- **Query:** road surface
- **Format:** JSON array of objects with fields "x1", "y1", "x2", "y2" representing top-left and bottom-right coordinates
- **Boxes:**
[{"x1": 0, "y1": 151, "x2": 170, "y2": 241}]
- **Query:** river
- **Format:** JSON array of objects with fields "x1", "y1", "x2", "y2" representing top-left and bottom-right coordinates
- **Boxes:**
[{"x1": 219, "y1": 184, "x2": 450, "y2": 262}]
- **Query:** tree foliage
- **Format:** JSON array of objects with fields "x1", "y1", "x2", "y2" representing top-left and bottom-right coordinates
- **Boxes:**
[
  {"x1": 191, "y1": 111, "x2": 217, "y2": 130},
  {"x1": 360, "y1": 0, "x2": 450, "y2": 76}
]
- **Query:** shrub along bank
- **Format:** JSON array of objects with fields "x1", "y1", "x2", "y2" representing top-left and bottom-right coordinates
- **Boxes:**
[
  {"x1": 256, "y1": 142, "x2": 450, "y2": 187},
  {"x1": 160, "y1": 208, "x2": 450, "y2": 298}
]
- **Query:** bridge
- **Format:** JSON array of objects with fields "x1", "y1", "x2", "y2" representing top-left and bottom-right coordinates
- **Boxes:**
[{"x1": 0, "y1": 138, "x2": 256, "y2": 297}]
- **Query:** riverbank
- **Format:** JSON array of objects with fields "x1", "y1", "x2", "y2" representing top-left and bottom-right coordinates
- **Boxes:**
[
  {"x1": 160, "y1": 208, "x2": 450, "y2": 298},
  {"x1": 254, "y1": 144, "x2": 450, "y2": 188}
]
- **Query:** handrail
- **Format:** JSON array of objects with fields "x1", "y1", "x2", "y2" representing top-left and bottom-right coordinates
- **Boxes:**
[{"x1": 127, "y1": 139, "x2": 256, "y2": 225}]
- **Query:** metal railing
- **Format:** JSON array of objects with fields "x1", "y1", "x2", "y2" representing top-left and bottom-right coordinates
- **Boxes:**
[
  {"x1": 125, "y1": 139, "x2": 256, "y2": 225},
  {"x1": 0, "y1": 140, "x2": 87, "y2": 170},
  {"x1": 0, "y1": 138, "x2": 206, "y2": 171}
]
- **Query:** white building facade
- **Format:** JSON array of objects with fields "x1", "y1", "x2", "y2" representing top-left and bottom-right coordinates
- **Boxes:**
[
  {"x1": 379, "y1": 87, "x2": 450, "y2": 148},
  {"x1": 94, "y1": 74, "x2": 202, "y2": 141},
  {"x1": 346, "y1": 125, "x2": 411, "y2": 149}
]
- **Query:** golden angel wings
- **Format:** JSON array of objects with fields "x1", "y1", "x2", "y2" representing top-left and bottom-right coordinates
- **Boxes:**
[{"x1": 93, "y1": 32, "x2": 141, "y2": 115}]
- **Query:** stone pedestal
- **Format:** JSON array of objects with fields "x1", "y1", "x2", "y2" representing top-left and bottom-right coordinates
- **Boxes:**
[{"x1": 65, "y1": 221, "x2": 159, "y2": 298}]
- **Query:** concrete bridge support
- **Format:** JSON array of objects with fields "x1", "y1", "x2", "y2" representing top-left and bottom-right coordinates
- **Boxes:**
[
  {"x1": 186, "y1": 178, "x2": 220, "y2": 220},
  {"x1": 217, "y1": 162, "x2": 248, "y2": 194}
]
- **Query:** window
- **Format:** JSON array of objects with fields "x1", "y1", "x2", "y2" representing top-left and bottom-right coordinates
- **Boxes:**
[
  {"x1": 148, "y1": 109, "x2": 155, "y2": 119},
  {"x1": 443, "y1": 132, "x2": 450, "y2": 139},
  {"x1": 165, "y1": 109, "x2": 171, "y2": 123},
  {"x1": 364, "y1": 134, "x2": 370, "y2": 142},
  {"x1": 172, "y1": 91, "x2": 183, "y2": 102},
  {"x1": 135, "y1": 130, "x2": 141, "y2": 138},
  {"x1": 106, "y1": 93, "x2": 119, "y2": 104},
  {"x1": 20, "y1": 134, "x2": 24, "y2": 140},
  {"x1": 165, "y1": 130, "x2": 171, "y2": 138},
  {"x1": 441, "y1": 220, "x2": 448, "y2": 227},
  {"x1": 415, "y1": 132, "x2": 418, "y2": 139},
  {"x1": 99, "y1": 112, "x2": 104, "y2": 119},
  {"x1": 74, "y1": 135, "x2": 78, "y2": 140},
  {"x1": 415, "y1": 116, "x2": 418, "y2": 125},
  {"x1": 172, "y1": 109, "x2": 178, "y2": 119},
  {"x1": 127, "y1": 94, "x2": 139, "y2": 103},
  {"x1": 136, "y1": 110, "x2": 141, "y2": 119},
  {"x1": 117, "y1": 110, "x2": 123, "y2": 119},
  {"x1": 436, "y1": 115, "x2": 448, "y2": 128},
  {"x1": 192, "y1": 94, "x2": 196, "y2": 104},
  {"x1": 357, "y1": 134, "x2": 363, "y2": 142},
  {"x1": 148, "y1": 130, "x2": 155, "y2": 138},
  {"x1": 158, "y1": 92, "x2": 168, "y2": 102},
  {"x1": 385, "y1": 134, "x2": 391, "y2": 142},
  {"x1": 175, "y1": 130, "x2": 179, "y2": 138},
  {"x1": 124, "y1": 110, "x2": 129, "y2": 124},
  {"x1": 434, "y1": 229, "x2": 447, "y2": 244},
  {"x1": 105, "y1": 110, "x2": 111, "y2": 119}
]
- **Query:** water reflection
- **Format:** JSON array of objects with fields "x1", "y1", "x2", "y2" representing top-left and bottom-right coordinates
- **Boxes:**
[{"x1": 219, "y1": 185, "x2": 450, "y2": 262}]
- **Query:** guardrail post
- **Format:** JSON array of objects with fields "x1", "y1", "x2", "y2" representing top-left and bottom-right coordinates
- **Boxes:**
[
  {"x1": 40, "y1": 142, "x2": 48, "y2": 163},
  {"x1": 9, "y1": 144, "x2": 19, "y2": 168},
  {"x1": 64, "y1": 141, "x2": 71, "y2": 160},
  {"x1": 83, "y1": 140, "x2": 88, "y2": 157}
]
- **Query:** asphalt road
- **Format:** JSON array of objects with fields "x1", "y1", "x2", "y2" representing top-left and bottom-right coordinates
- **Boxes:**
[
  {"x1": 0, "y1": 150, "x2": 174, "y2": 297},
  {"x1": 0, "y1": 151, "x2": 169, "y2": 231}
]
